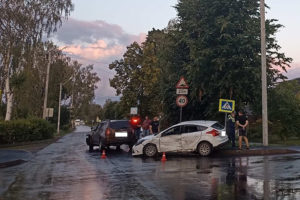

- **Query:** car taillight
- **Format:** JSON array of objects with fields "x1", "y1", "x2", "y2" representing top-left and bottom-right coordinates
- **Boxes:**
[
  {"x1": 206, "y1": 129, "x2": 219, "y2": 137},
  {"x1": 105, "y1": 128, "x2": 111, "y2": 136}
]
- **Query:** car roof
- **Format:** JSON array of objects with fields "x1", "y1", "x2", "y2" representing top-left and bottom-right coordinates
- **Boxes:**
[
  {"x1": 109, "y1": 120, "x2": 129, "y2": 122},
  {"x1": 176, "y1": 120, "x2": 219, "y2": 127}
]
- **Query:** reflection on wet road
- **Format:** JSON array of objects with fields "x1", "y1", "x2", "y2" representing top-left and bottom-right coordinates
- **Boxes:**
[{"x1": 1, "y1": 126, "x2": 300, "y2": 200}]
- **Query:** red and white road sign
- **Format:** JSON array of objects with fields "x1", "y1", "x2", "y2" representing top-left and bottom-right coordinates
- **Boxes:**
[
  {"x1": 176, "y1": 95, "x2": 188, "y2": 107},
  {"x1": 176, "y1": 77, "x2": 189, "y2": 89}
]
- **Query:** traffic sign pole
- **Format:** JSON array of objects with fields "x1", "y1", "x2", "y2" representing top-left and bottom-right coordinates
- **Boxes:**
[
  {"x1": 180, "y1": 107, "x2": 182, "y2": 122},
  {"x1": 176, "y1": 77, "x2": 189, "y2": 123}
]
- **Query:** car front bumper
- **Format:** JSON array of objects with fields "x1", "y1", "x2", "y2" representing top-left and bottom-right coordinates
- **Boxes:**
[{"x1": 132, "y1": 144, "x2": 144, "y2": 156}]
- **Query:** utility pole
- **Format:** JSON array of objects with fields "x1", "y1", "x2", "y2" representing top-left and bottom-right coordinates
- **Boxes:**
[
  {"x1": 43, "y1": 50, "x2": 51, "y2": 119},
  {"x1": 57, "y1": 83, "x2": 62, "y2": 135},
  {"x1": 57, "y1": 74, "x2": 75, "y2": 134},
  {"x1": 260, "y1": 0, "x2": 268, "y2": 146}
]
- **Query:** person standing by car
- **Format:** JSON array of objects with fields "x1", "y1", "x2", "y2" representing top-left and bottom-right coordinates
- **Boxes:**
[
  {"x1": 237, "y1": 110, "x2": 250, "y2": 150},
  {"x1": 142, "y1": 116, "x2": 151, "y2": 137},
  {"x1": 150, "y1": 116, "x2": 160, "y2": 135},
  {"x1": 226, "y1": 111, "x2": 236, "y2": 148}
]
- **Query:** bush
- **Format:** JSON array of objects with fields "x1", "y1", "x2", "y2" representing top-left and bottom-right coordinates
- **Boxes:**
[{"x1": 0, "y1": 118, "x2": 55, "y2": 144}]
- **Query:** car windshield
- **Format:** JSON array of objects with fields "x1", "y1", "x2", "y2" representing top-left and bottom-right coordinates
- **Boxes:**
[
  {"x1": 110, "y1": 121, "x2": 130, "y2": 130},
  {"x1": 211, "y1": 122, "x2": 224, "y2": 130}
]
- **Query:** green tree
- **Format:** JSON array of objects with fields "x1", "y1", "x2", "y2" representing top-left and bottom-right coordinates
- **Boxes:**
[
  {"x1": 268, "y1": 80, "x2": 300, "y2": 141},
  {"x1": 0, "y1": 0, "x2": 73, "y2": 120},
  {"x1": 109, "y1": 30, "x2": 165, "y2": 118},
  {"x1": 160, "y1": 0, "x2": 291, "y2": 122},
  {"x1": 102, "y1": 99, "x2": 124, "y2": 120}
]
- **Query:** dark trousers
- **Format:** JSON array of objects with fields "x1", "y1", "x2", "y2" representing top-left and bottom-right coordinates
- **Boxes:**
[
  {"x1": 228, "y1": 131, "x2": 235, "y2": 147},
  {"x1": 134, "y1": 128, "x2": 141, "y2": 140}
]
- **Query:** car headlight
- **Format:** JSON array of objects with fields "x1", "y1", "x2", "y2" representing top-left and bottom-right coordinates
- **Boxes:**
[{"x1": 135, "y1": 139, "x2": 146, "y2": 146}]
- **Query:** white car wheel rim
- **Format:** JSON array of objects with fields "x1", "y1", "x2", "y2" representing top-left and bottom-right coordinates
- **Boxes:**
[
  {"x1": 145, "y1": 146, "x2": 156, "y2": 156},
  {"x1": 200, "y1": 144, "x2": 210, "y2": 155}
]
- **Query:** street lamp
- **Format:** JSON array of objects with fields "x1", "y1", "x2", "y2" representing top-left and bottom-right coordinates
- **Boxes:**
[
  {"x1": 42, "y1": 49, "x2": 52, "y2": 119},
  {"x1": 260, "y1": 0, "x2": 268, "y2": 146},
  {"x1": 57, "y1": 74, "x2": 75, "y2": 135},
  {"x1": 42, "y1": 46, "x2": 69, "y2": 119}
]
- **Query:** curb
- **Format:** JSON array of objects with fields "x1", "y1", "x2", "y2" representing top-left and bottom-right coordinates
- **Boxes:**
[
  {"x1": 0, "y1": 149, "x2": 33, "y2": 168},
  {"x1": 214, "y1": 148, "x2": 299, "y2": 157}
]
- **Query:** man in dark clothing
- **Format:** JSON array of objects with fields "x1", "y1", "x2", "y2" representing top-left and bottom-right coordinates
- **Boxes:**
[
  {"x1": 226, "y1": 111, "x2": 236, "y2": 148},
  {"x1": 150, "y1": 116, "x2": 160, "y2": 135},
  {"x1": 237, "y1": 110, "x2": 250, "y2": 150}
]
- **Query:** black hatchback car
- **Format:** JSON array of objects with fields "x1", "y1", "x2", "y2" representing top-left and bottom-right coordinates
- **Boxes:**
[{"x1": 86, "y1": 120, "x2": 135, "y2": 151}]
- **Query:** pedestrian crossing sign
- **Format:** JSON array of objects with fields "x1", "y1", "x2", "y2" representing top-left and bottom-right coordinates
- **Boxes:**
[{"x1": 219, "y1": 99, "x2": 235, "y2": 113}]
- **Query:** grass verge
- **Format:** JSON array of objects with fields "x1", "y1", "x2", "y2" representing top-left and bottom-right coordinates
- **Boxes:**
[{"x1": 0, "y1": 128, "x2": 74, "y2": 153}]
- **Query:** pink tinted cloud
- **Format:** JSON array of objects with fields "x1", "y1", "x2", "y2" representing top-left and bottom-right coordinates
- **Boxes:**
[
  {"x1": 64, "y1": 40, "x2": 124, "y2": 60},
  {"x1": 136, "y1": 33, "x2": 147, "y2": 44},
  {"x1": 286, "y1": 62, "x2": 300, "y2": 79}
]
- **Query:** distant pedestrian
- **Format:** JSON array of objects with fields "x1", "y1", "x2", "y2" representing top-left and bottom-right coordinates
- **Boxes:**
[
  {"x1": 226, "y1": 111, "x2": 236, "y2": 148},
  {"x1": 237, "y1": 110, "x2": 250, "y2": 150},
  {"x1": 150, "y1": 116, "x2": 160, "y2": 135},
  {"x1": 142, "y1": 116, "x2": 151, "y2": 137}
]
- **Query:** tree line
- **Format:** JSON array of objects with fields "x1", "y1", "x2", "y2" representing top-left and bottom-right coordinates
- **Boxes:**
[
  {"x1": 108, "y1": 0, "x2": 300, "y2": 141},
  {"x1": 0, "y1": 0, "x2": 100, "y2": 127}
]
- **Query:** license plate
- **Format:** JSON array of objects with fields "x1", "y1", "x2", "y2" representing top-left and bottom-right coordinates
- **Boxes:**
[{"x1": 115, "y1": 132, "x2": 127, "y2": 137}]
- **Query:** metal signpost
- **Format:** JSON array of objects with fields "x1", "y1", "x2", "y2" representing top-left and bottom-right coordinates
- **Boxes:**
[
  {"x1": 176, "y1": 77, "x2": 189, "y2": 122},
  {"x1": 46, "y1": 108, "x2": 54, "y2": 118},
  {"x1": 219, "y1": 99, "x2": 235, "y2": 131},
  {"x1": 130, "y1": 107, "x2": 138, "y2": 115}
]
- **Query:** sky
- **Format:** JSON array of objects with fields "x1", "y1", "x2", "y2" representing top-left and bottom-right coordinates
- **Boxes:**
[{"x1": 53, "y1": 0, "x2": 300, "y2": 105}]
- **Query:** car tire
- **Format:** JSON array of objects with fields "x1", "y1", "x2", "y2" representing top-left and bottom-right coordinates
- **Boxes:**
[
  {"x1": 198, "y1": 142, "x2": 212, "y2": 156},
  {"x1": 143, "y1": 144, "x2": 157, "y2": 157}
]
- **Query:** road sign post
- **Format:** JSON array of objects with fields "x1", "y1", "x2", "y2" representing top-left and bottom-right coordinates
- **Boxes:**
[
  {"x1": 219, "y1": 99, "x2": 235, "y2": 132},
  {"x1": 176, "y1": 94, "x2": 188, "y2": 123},
  {"x1": 130, "y1": 107, "x2": 138, "y2": 115},
  {"x1": 176, "y1": 77, "x2": 189, "y2": 122}
]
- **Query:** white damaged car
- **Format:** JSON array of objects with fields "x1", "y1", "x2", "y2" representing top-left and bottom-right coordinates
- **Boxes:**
[{"x1": 132, "y1": 120, "x2": 228, "y2": 157}]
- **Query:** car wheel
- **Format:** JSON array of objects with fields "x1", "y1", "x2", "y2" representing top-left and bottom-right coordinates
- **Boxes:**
[
  {"x1": 198, "y1": 142, "x2": 212, "y2": 156},
  {"x1": 143, "y1": 144, "x2": 157, "y2": 157}
]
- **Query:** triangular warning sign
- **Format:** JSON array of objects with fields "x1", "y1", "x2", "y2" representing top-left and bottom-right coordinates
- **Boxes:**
[
  {"x1": 222, "y1": 102, "x2": 232, "y2": 110},
  {"x1": 176, "y1": 77, "x2": 189, "y2": 89}
]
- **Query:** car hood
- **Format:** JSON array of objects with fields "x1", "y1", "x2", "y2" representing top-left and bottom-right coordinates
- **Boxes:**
[{"x1": 143, "y1": 135, "x2": 155, "y2": 140}]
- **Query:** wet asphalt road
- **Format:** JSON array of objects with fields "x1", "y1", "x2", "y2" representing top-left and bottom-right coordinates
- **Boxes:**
[{"x1": 1, "y1": 126, "x2": 300, "y2": 200}]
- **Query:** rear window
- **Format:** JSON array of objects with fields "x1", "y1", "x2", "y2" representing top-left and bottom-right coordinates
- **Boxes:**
[
  {"x1": 211, "y1": 122, "x2": 224, "y2": 130},
  {"x1": 109, "y1": 121, "x2": 130, "y2": 129}
]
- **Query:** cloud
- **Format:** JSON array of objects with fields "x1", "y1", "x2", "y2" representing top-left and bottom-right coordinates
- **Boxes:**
[
  {"x1": 55, "y1": 18, "x2": 146, "y2": 46},
  {"x1": 65, "y1": 40, "x2": 124, "y2": 60},
  {"x1": 285, "y1": 62, "x2": 300, "y2": 79},
  {"x1": 54, "y1": 18, "x2": 147, "y2": 105},
  {"x1": 55, "y1": 18, "x2": 147, "y2": 62}
]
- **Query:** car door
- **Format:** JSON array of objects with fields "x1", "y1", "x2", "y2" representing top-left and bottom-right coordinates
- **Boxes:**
[
  {"x1": 159, "y1": 125, "x2": 182, "y2": 152},
  {"x1": 92, "y1": 123, "x2": 103, "y2": 144},
  {"x1": 181, "y1": 125, "x2": 208, "y2": 151}
]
